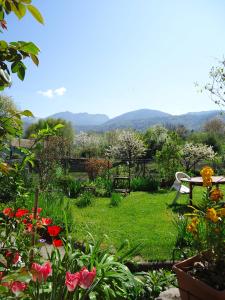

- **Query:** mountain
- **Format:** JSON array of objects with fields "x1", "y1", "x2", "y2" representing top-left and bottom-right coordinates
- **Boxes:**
[
  {"x1": 22, "y1": 109, "x2": 225, "y2": 133},
  {"x1": 49, "y1": 111, "x2": 109, "y2": 126}
]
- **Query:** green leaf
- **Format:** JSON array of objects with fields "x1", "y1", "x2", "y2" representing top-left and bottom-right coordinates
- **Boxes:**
[
  {"x1": 27, "y1": 5, "x2": 44, "y2": 24},
  {"x1": 0, "y1": 40, "x2": 8, "y2": 49},
  {"x1": 22, "y1": 0, "x2": 32, "y2": 3},
  {"x1": 17, "y1": 3, "x2": 26, "y2": 19},
  {"x1": 30, "y1": 54, "x2": 39, "y2": 66},
  {"x1": 0, "y1": 285, "x2": 8, "y2": 293},
  {"x1": 54, "y1": 124, "x2": 64, "y2": 130},
  {"x1": 21, "y1": 110, "x2": 34, "y2": 117},
  {"x1": 20, "y1": 42, "x2": 40, "y2": 55}
]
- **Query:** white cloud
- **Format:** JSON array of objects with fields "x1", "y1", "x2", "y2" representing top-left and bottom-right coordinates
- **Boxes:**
[
  {"x1": 38, "y1": 87, "x2": 67, "y2": 98},
  {"x1": 54, "y1": 87, "x2": 67, "y2": 96}
]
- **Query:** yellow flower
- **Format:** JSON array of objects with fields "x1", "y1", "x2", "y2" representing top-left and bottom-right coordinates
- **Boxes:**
[
  {"x1": 187, "y1": 217, "x2": 199, "y2": 234},
  {"x1": 218, "y1": 208, "x2": 225, "y2": 217},
  {"x1": 200, "y1": 166, "x2": 214, "y2": 187},
  {"x1": 206, "y1": 208, "x2": 219, "y2": 223},
  {"x1": 210, "y1": 188, "x2": 223, "y2": 202}
]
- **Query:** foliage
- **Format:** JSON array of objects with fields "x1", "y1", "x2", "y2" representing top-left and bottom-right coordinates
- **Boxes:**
[
  {"x1": 25, "y1": 118, "x2": 75, "y2": 141},
  {"x1": 143, "y1": 125, "x2": 169, "y2": 158},
  {"x1": 76, "y1": 191, "x2": 94, "y2": 208},
  {"x1": 181, "y1": 142, "x2": 216, "y2": 171},
  {"x1": 204, "y1": 59, "x2": 225, "y2": 107},
  {"x1": 57, "y1": 175, "x2": 83, "y2": 198},
  {"x1": 110, "y1": 192, "x2": 123, "y2": 207},
  {"x1": 0, "y1": 205, "x2": 143, "y2": 299},
  {"x1": 85, "y1": 158, "x2": 111, "y2": 180},
  {"x1": 130, "y1": 176, "x2": 159, "y2": 192},
  {"x1": 93, "y1": 177, "x2": 113, "y2": 197},
  {"x1": 139, "y1": 269, "x2": 177, "y2": 300},
  {"x1": 0, "y1": 0, "x2": 43, "y2": 89},
  {"x1": 155, "y1": 133, "x2": 182, "y2": 186},
  {"x1": 74, "y1": 132, "x2": 103, "y2": 158},
  {"x1": 203, "y1": 118, "x2": 225, "y2": 136},
  {"x1": 106, "y1": 130, "x2": 146, "y2": 162}
]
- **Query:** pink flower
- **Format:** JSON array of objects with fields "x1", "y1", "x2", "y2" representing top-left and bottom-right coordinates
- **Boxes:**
[
  {"x1": 31, "y1": 261, "x2": 52, "y2": 282},
  {"x1": 10, "y1": 281, "x2": 26, "y2": 297},
  {"x1": 42, "y1": 217, "x2": 52, "y2": 226},
  {"x1": 79, "y1": 267, "x2": 96, "y2": 289},
  {"x1": 65, "y1": 272, "x2": 80, "y2": 292}
]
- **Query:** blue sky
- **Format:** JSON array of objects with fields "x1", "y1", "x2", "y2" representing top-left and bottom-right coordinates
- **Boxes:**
[{"x1": 2, "y1": 0, "x2": 225, "y2": 118}]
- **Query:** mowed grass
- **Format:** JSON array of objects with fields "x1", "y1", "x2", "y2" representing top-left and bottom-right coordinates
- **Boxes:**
[{"x1": 72, "y1": 186, "x2": 219, "y2": 261}]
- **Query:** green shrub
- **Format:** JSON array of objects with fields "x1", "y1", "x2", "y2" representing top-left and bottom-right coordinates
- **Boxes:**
[
  {"x1": 110, "y1": 192, "x2": 123, "y2": 207},
  {"x1": 140, "y1": 269, "x2": 177, "y2": 299},
  {"x1": 94, "y1": 177, "x2": 113, "y2": 197},
  {"x1": 76, "y1": 191, "x2": 94, "y2": 208},
  {"x1": 57, "y1": 175, "x2": 82, "y2": 198},
  {"x1": 131, "y1": 177, "x2": 159, "y2": 192}
]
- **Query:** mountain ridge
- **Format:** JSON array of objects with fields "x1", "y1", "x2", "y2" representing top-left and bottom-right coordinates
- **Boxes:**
[{"x1": 23, "y1": 109, "x2": 225, "y2": 132}]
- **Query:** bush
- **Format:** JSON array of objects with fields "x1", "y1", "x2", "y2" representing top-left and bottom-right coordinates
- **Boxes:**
[
  {"x1": 85, "y1": 158, "x2": 111, "y2": 180},
  {"x1": 76, "y1": 191, "x2": 94, "y2": 208},
  {"x1": 110, "y1": 192, "x2": 123, "y2": 207},
  {"x1": 57, "y1": 175, "x2": 82, "y2": 198},
  {"x1": 140, "y1": 269, "x2": 177, "y2": 299},
  {"x1": 131, "y1": 177, "x2": 159, "y2": 192},
  {"x1": 94, "y1": 177, "x2": 113, "y2": 197}
]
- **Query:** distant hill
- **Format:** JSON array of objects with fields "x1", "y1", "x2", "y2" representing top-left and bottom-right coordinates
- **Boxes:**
[
  {"x1": 22, "y1": 109, "x2": 225, "y2": 132},
  {"x1": 49, "y1": 111, "x2": 109, "y2": 126}
]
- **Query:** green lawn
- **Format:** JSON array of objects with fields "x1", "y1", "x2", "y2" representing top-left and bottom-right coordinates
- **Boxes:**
[{"x1": 72, "y1": 189, "x2": 194, "y2": 261}]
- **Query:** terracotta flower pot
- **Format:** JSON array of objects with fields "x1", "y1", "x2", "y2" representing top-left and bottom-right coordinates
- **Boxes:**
[{"x1": 173, "y1": 255, "x2": 225, "y2": 300}]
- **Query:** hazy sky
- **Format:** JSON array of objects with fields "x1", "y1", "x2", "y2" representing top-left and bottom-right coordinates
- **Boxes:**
[{"x1": 2, "y1": 0, "x2": 225, "y2": 118}]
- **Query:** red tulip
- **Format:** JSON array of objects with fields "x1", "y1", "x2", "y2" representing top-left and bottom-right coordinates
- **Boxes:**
[
  {"x1": 12, "y1": 252, "x2": 20, "y2": 265},
  {"x1": 32, "y1": 207, "x2": 42, "y2": 214},
  {"x1": 53, "y1": 239, "x2": 63, "y2": 247},
  {"x1": 10, "y1": 281, "x2": 26, "y2": 297},
  {"x1": 26, "y1": 223, "x2": 33, "y2": 232},
  {"x1": 79, "y1": 267, "x2": 96, "y2": 289},
  {"x1": 47, "y1": 225, "x2": 61, "y2": 236},
  {"x1": 3, "y1": 208, "x2": 14, "y2": 217},
  {"x1": 31, "y1": 261, "x2": 52, "y2": 282},
  {"x1": 15, "y1": 209, "x2": 29, "y2": 218},
  {"x1": 65, "y1": 272, "x2": 80, "y2": 292},
  {"x1": 42, "y1": 217, "x2": 52, "y2": 226}
]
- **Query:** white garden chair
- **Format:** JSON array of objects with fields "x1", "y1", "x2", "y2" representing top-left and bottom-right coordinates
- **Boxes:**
[{"x1": 171, "y1": 172, "x2": 191, "y2": 204}]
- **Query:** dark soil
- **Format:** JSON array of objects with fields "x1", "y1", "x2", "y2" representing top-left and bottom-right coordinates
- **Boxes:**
[{"x1": 187, "y1": 259, "x2": 225, "y2": 291}]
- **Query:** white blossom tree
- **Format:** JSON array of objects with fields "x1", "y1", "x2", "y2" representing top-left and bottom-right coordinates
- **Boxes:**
[
  {"x1": 106, "y1": 130, "x2": 146, "y2": 162},
  {"x1": 181, "y1": 142, "x2": 216, "y2": 171},
  {"x1": 74, "y1": 132, "x2": 103, "y2": 157}
]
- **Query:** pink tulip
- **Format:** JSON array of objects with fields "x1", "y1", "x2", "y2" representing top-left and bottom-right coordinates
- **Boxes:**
[
  {"x1": 65, "y1": 272, "x2": 80, "y2": 292},
  {"x1": 79, "y1": 267, "x2": 96, "y2": 289},
  {"x1": 10, "y1": 281, "x2": 26, "y2": 297},
  {"x1": 31, "y1": 261, "x2": 52, "y2": 282}
]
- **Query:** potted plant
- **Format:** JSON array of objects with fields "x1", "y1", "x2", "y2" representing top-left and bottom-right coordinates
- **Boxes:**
[{"x1": 173, "y1": 166, "x2": 225, "y2": 300}]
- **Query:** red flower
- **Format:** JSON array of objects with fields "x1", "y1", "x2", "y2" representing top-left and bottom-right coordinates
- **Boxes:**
[
  {"x1": 79, "y1": 267, "x2": 96, "y2": 289},
  {"x1": 0, "y1": 271, "x2": 3, "y2": 282},
  {"x1": 42, "y1": 217, "x2": 52, "y2": 226},
  {"x1": 65, "y1": 272, "x2": 80, "y2": 292},
  {"x1": 47, "y1": 225, "x2": 61, "y2": 236},
  {"x1": 10, "y1": 281, "x2": 26, "y2": 297},
  {"x1": 53, "y1": 239, "x2": 63, "y2": 247},
  {"x1": 32, "y1": 207, "x2": 42, "y2": 214},
  {"x1": 31, "y1": 261, "x2": 52, "y2": 282},
  {"x1": 3, "y1": 208, "x2": 14, "y2": 217},
  {"x1": 13, "y1": 252, "x2": 20, "y2": 265},
  {"x1": 15, "y1": 209, "x2": 29, "y2": 218},
  {"x1": 26, "y1": 223, "x2": 33, "y2": 232},
  {"x1": 0, "y1": 20, "x2": 7, "y2": 30}
]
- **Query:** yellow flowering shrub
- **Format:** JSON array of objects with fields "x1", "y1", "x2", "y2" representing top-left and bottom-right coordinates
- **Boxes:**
[{"x1": 184, "y1": 166, "x2": 225, "y2": 263}]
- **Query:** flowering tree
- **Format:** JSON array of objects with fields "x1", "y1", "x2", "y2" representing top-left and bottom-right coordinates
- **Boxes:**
[
  {"x1": 74, "y1": 132, "x2": 103, "y2": 157},
  {"x1": 181, "y1": 143, "x2": 216, "y2": 172},
  {"x1": 144, "y1": 125, "x2": 169, "y2": 158},
  {"x1": 106, "y1": 130, "x2": 146, "y2": 162}
]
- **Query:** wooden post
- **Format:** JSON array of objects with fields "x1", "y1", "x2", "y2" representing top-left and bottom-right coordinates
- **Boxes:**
[{"x1": 30, "y1": 188, "x2": 39, "y2": 264}]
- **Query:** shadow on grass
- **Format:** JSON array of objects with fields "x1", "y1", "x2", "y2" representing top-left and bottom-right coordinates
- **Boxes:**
[{"x1": 166, "y1": 203, "x2": 192, "y2": 214}]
